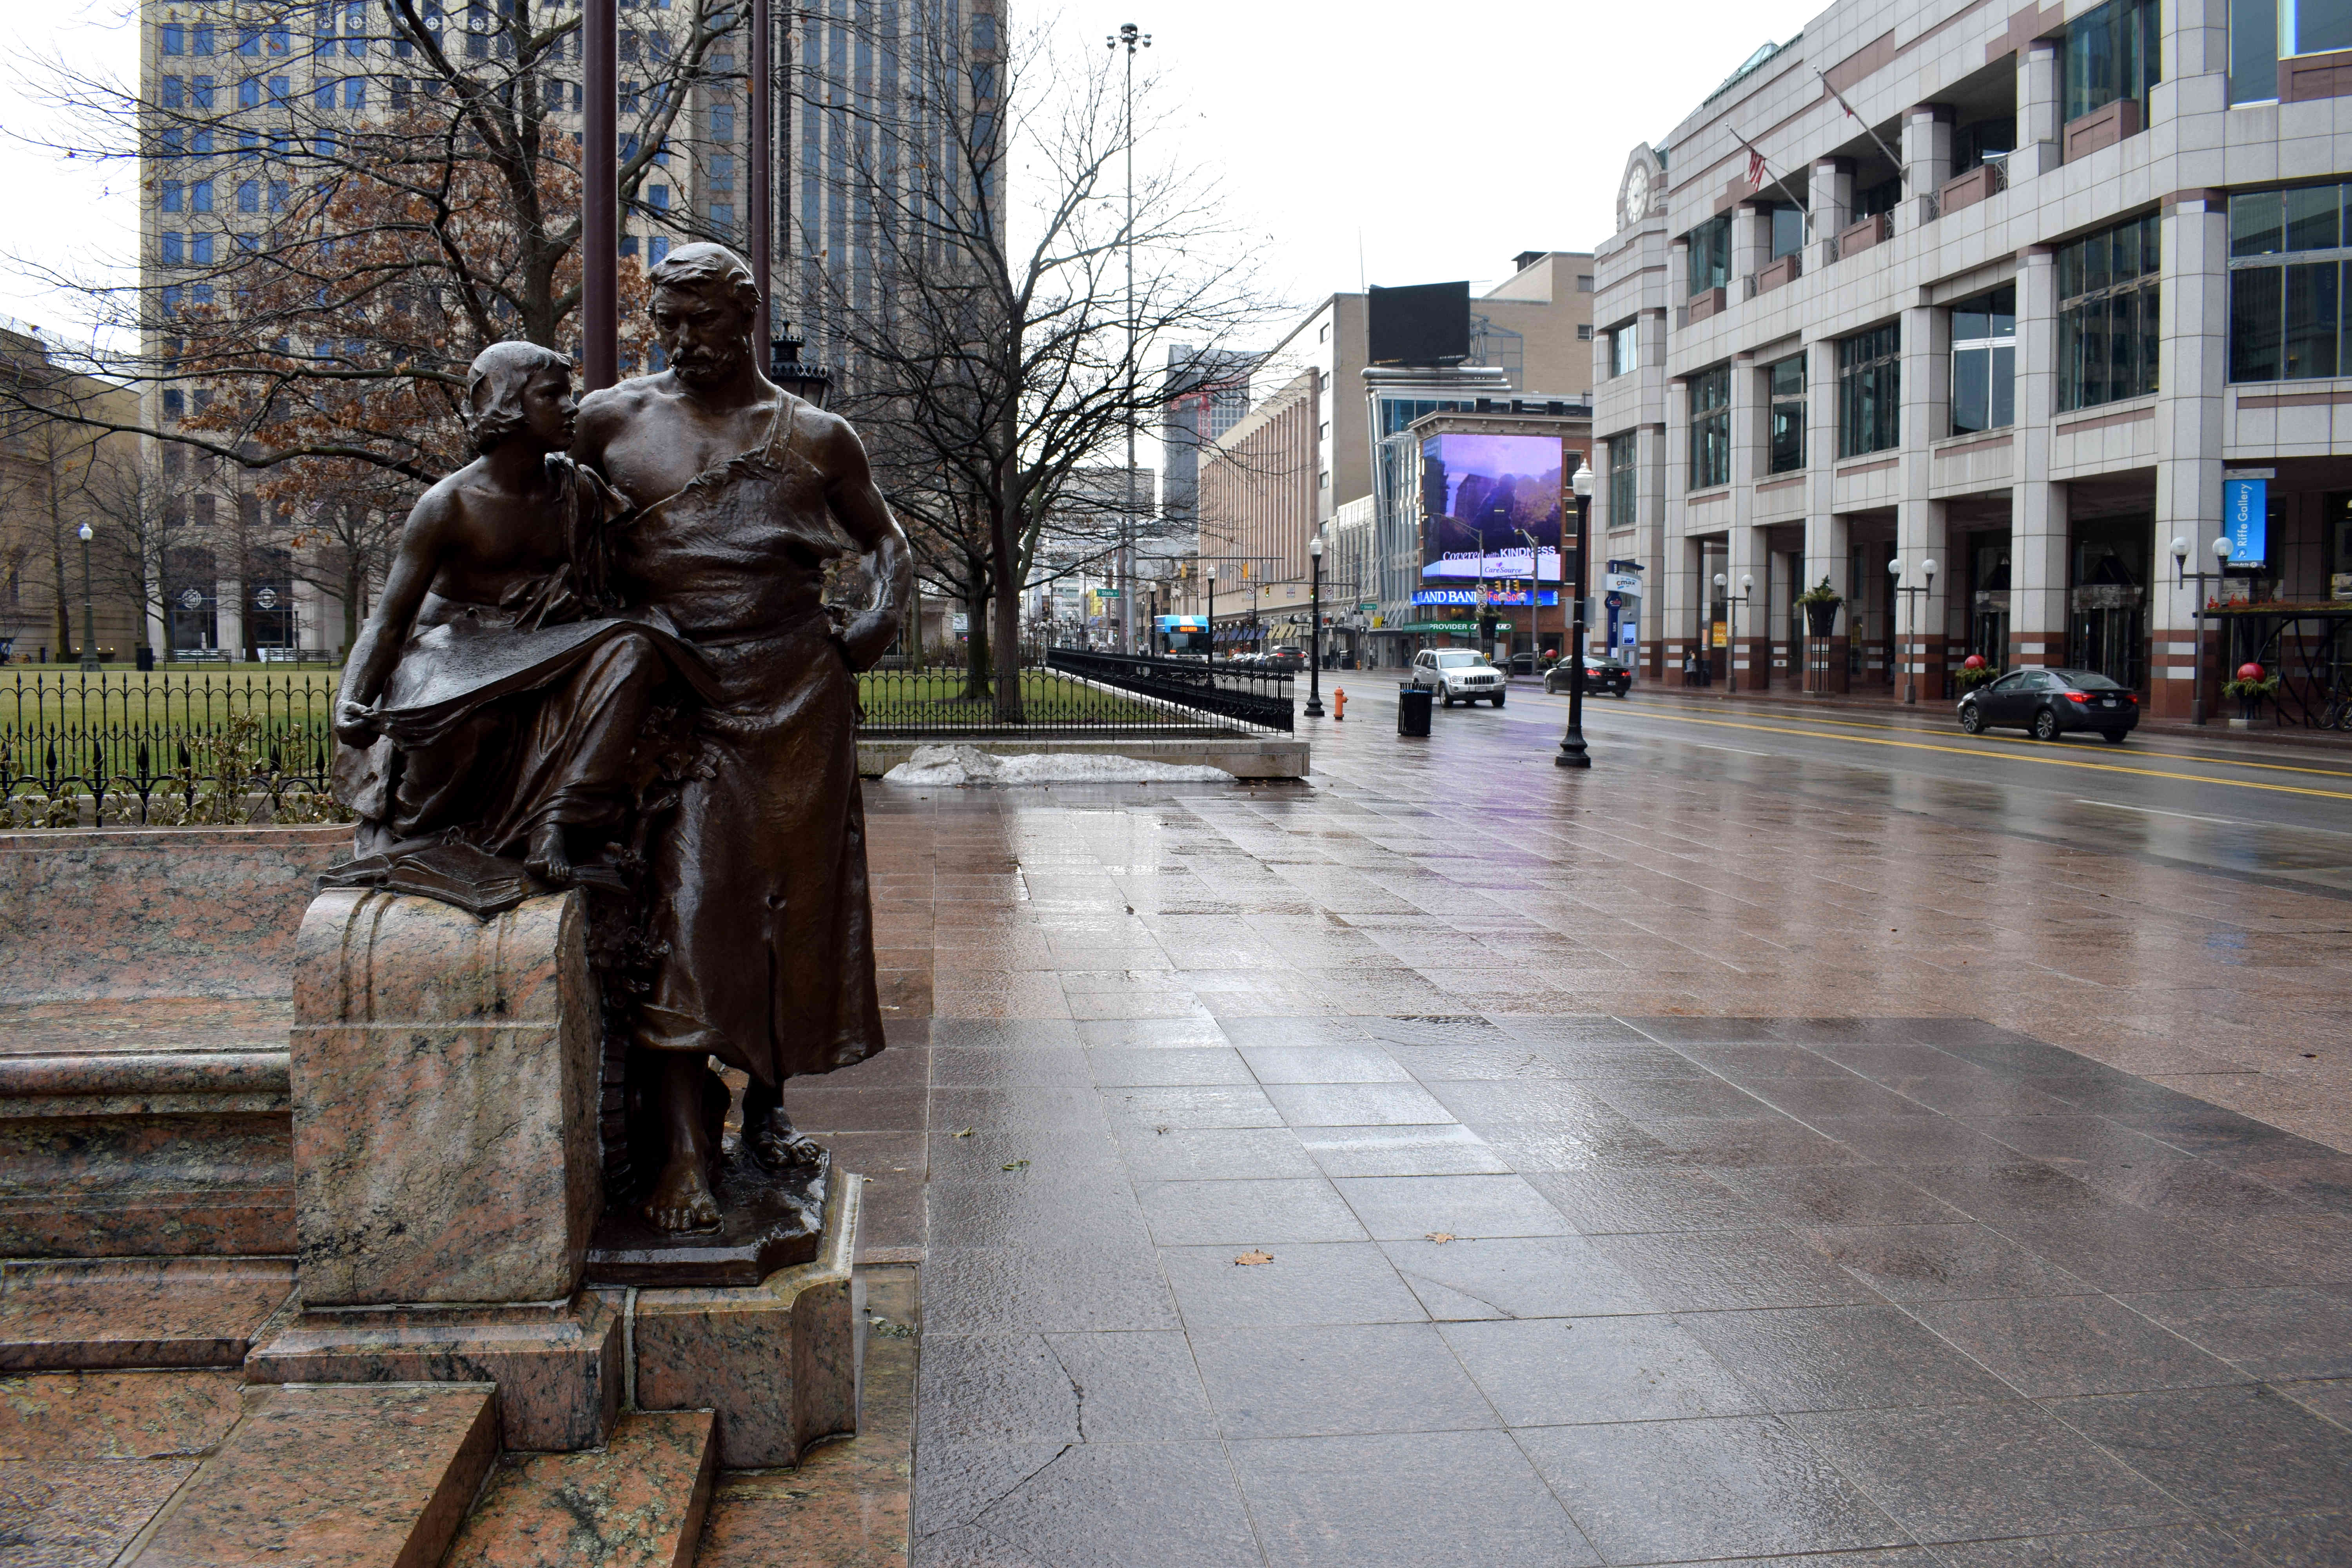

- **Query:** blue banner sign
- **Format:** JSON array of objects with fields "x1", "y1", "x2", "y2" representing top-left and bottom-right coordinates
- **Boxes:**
[
  {"x1": 2223, "y1": 477, "x2": 2267, "y2": 565},
  {"x1": 1412, "y1": 587, "x2": 1559, "y2": 607}
]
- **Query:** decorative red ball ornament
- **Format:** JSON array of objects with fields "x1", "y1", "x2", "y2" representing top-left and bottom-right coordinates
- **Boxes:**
[
  {"x1": 2237, "y1": 662, "x2": 2266, "y2": 682},
  {"x1": 1962, "y1": 654, "x2": 1986, "y2": 670}
]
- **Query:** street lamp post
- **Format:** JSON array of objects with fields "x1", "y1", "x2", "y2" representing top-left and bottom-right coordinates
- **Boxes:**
[
  {"x1": 76, "y1": 523, "x2": 98, "y2": 672},
  {"x1": 1889, "y1": 556, "x2": 1938, "y2": 704},
  {"x1": 1305, "y1": 534, "x2": 1325, "y2": 717},
  {"x1": 2172, "y1": 534, "x2": 2235, "y2": 726},
  {"x1": 1108, "y1": 21, "x2": 1151, "y2": 656},
  {"x1": 1205, "y1": 563, "x2": 1217, "y2": 661},
  {"x1": 1555, "y1": 458, "x2": 1594, "y2": 769},
  {"x1": 1714, "y1": 572, "x2": 1753, "y2": 695}
]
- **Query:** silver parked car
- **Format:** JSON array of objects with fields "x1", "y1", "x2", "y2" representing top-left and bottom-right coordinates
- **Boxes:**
[{"x1": 1409, "y1": 649, "x2": 1508, "y2": 708}]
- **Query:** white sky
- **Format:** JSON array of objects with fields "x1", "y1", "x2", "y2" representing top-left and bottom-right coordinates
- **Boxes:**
[{"x1": 0, "y1": 0, "x2": 1829, "y2": 358}]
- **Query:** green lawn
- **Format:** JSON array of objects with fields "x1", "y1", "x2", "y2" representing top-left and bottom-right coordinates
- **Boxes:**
[{"x1": 858, "y1": 668, "x2": 1207, "y2": 728}]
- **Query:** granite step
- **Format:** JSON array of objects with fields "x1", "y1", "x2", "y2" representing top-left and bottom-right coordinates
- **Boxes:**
[
  {"x1": 0, "y1": 1370, "x2": 250, "y2": 1565},
  {"x1": 443, "y1": 1410, "x2": 718, "y2": 1568},
  {"x1": 0, "y1": 1258, "x2": 295, "y2": 1371},
  {"x1": 122, "y1": 1381, "x2": 499, "y2": 1568}
]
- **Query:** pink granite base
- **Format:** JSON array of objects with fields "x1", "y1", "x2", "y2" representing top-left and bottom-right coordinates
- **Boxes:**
[
  {"x1": 0, "y1": 1370, "x2": 247, "y2": 1461},
  {"x1": 242, "y1": 1294, "x2": 620, "y2": 1453},
  {"x1": 0, "y1": 1259, "x2": 294, "y2": 1372},
  {"x1": 291, "y1": 889, "x2": 601, "y2": 1307},
  {"x1": 623, "y1": 1175, "x2": 864, "y2": 1468},
  {"x1": 444, "y1": 1411, "x2": 717, "y2": 1567},
  {"x1": 128, "y1": 1382, "x2": 497, "y2": 1568}
]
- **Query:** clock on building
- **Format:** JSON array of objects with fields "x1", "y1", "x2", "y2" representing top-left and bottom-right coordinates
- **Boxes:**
[{"x1": 1617, "y1": 145, "x2": 1664, "y2": 232}]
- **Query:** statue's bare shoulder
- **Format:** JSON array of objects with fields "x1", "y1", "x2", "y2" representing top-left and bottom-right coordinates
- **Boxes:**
[{"x1": 576, "y1": 376, "x2": 668, "y2": 456}]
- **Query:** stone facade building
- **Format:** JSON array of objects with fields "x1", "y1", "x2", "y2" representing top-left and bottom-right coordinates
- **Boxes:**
[{"x1": 1593, "y1": 0, "x2": 2352, "y2": 714}]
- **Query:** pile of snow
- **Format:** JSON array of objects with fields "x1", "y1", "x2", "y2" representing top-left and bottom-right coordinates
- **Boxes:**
[{"x1": 881, "y1": 744, "x2": 1232, "y2": 787}]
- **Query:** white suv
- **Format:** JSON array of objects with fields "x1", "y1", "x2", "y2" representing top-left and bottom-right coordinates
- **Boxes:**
[{"x1": 1410, "y1": 649, "x2": 1507, "y2": 708}]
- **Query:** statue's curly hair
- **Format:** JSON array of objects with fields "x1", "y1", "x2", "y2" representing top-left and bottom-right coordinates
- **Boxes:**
[
  {"x1": 464, "y1": 340, "x2": 572, "y2": 455},
  {"x1": 646, "y1": 241, "x2": 762, "y2": 320}
]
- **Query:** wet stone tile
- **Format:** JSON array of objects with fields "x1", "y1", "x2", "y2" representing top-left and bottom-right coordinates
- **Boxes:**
[
  {"x1": 1803, "y1": 1222, "x2": 2100, "y2": 1303},
  {"x1": 1637, "y1": 1116, "x2": 1868, "y2": 1169},
  {"x1": 2043, "y1": 1384, "x2": 2352, "y2": 1520},
  {"x1": 2226, "y1": 1511, "x2": 2352, "y2": 1568},
  {"x1": 1783, "y1": 1400, "x2": 2192, "y2": 1541},
  {"x1": 1381, "y1": 1235, "x2": 1659, "y2": 1320},
  {"x1": 920, "y1": 1245, "x2": 1178, "y2": 1335},
  {"x1": 1298, "y1": 1124, "x2": 1514, "y2": 1178},
  {"x1": 1521, "y1": 1162, "x2": 1765, "y2": 1234},
  {"x1": 1084, "y1": 1047, "x2": 1254, "y2": 1087},
  {"x1": 2114, "y1": 1287, "x2": 2352, "y2": 1380},
  {"x1": 1931, "y1": 1523, "x2": 2277, "y2": 1566},
  {"x1": 1678, "y1": 1303, "x2": 2020, "y2": 1414},
  {"x1": 1517, "y1": 1415, "x2": 1914, "y2": 1563},
  {"x1": 1710, "y1": 1167, "x2": 1967, "y2": 1226},
  {"x1": 1262, "y1": 1081, "x2": 1456, "y2": 1128},
  {"x1": 1334, "y1": 1174, "x2": 1572, "y2": 1241},
  {"x1": 1440, "y1": 1314, "x2": 1759, "y2": 1426},
  {"x1": 1109, "y1": 1125, "x2": 1321, "y2": 1183},
  {"x1": 954, "y1": 1439, "x2": 1262, "y2": 1568},
  {"x1": 1586, "y1": 1227, "x2": 1881, "y2": 1311},
  {"x1": 1229, "y1": 1429, "x2": 1601, "y2": 1568},
  {"x1": 1902, "y1": 1295, "x2": 2251, "y2": 1399},
  {"x1": 1135, "y1": 1178, "x2": 1367, "y2": 1247},
  {"x1": 1190, "y1": 1323, "x2": 1499, "y2": 1438},
  {"x1": 1159, "y1": 1241, "x2": 1428, "y2": 1330}
]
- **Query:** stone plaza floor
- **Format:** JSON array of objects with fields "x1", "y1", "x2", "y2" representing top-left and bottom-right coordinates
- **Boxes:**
[{"x1": 783, "y1": 693, "x2": 2352, "y2": 1567}]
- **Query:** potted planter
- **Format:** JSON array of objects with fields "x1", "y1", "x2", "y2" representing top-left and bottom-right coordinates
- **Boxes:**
[
  {"x1": 1951, "y1": 654, "x2": 1999, "y2": 693},
  {"x1": 2223, "y1": 661, "x2": 2279, "y2": 724},
  {"x1": 1796, "y1": 577, "x2": 1844, "y2": 639}
]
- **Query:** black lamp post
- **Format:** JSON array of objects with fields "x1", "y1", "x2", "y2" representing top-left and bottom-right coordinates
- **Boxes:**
[
  {"x1": 77, "y1": 523, "x2": 99, "y2": 672},
  {"x1": 1555, "y1": 456, "x2": 1593, "y2": 768},
  {"x1": 1305, "y1": 533, "x2": 1325, "y2": 717},
  {"x1": 1889, "y1": 555, "x2": 1937, "y2": 704},
  {"x1": 1715, "y1": 571, "x2": 1753, "y2": 695},
  {"x1": 2171, "y1": 533, "x2": 2234, "y2": 726},
  {"x1": 1206, "y1": 563, "x2": 1217, "y2": 661}
]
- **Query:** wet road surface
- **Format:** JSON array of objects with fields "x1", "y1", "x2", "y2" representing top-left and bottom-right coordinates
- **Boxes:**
[{"x1": 788, "y1": 692, "x2": 2352, "y2": 1567}]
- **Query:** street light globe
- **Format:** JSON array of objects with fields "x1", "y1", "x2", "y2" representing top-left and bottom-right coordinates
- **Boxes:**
[
  {"x1": 2171, "y1": 537, "x2": 2190, "y2": 560},
  {"x1": 1571, "y1": 461, "x2": 1593, "y2": 499},
  {"x1": 1713, "y1": 572, "x2": 1726, "y2": 588},
  {"x1": 1887, "y1": 556, "x2": 1902, "y2": 578},
  {"x1": 1310, "y1": 536, "x2": 1324, "y2": 559},
  {"x1": 77, "y1": 524, "x2": 93, "y2": 542},
  {"x1": 1922, "y1": 558, "x2": 1937, "y2": 577},
  {"x1": 2212, "y1": 535, "x2": 2233, "y2": 561},
  {"x1": 1741, "y1": 573, "x2": 1754, "y2": 593}
]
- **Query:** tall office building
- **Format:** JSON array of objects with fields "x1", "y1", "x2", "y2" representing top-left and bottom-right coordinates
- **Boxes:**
[
  {"x1": 1160, "y1": 343, "x2": 1255, "y2": 544},
  {"x1": 137, "y1": 0, "x2": 744, "y2": 657}
]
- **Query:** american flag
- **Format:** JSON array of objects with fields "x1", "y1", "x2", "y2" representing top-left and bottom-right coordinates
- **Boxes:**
[{"x1": 1748, "y1": 149, "x2": 1768, "y2": 187}]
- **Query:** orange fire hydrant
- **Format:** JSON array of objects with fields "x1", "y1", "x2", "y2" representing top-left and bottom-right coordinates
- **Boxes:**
[{"x1": 1333, "y1": 688, "x2": 1347, "y2": 721}]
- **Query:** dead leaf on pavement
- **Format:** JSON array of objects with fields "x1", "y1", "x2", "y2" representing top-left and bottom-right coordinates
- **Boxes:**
[
  {"x1": 1425, "y1": 1232, "x2": 1457, "y2": 1243},
  {"x1": 1233, "y1": 1250, "x2": 1274, "y2": 1266},
  {"x1": 1002, "y1": 1160, "x2": 1029, "y2": 1171},
  {"x1": 953, "y1": 1127, "x2": 974, "y2": 1138}
]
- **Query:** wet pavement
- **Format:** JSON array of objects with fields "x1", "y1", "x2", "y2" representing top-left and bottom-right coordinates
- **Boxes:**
[{"x1": 789, "y1": 689, "x2": 2352, "y2": 1567}]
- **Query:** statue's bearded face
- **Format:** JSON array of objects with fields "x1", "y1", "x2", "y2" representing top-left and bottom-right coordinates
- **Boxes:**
[{"x1": 650, "y1": 283, "x2": 753, "y2": 388}]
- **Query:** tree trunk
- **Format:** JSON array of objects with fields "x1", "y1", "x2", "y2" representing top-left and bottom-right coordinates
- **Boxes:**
[
  {"x1": 341, "y1": 561, "x2": 363, "y2": 657},
  {"x1": 989, "y1": 494, "x2": 1024, "y2": 725},
  {"x1": 964, "y1": 587, "x2": 991, "y2": 701}
]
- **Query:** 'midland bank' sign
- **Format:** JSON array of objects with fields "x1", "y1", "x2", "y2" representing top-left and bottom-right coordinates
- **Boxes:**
[{"x1": 1413, "y1": 586, "x2": 1559, "y2": 606}]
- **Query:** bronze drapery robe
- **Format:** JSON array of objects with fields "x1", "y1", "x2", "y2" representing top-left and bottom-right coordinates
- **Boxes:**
[{"x1": 609, "y1": 397, "x2": 886, "y2": 1088}]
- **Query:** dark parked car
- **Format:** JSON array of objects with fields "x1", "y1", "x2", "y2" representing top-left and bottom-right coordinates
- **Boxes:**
[
  {"x1": 1264, "y1": 647, "x2": 1308, "y2": 675},
  {"x1": 1958, "y1": 667, "x2": 2139, "y2": 742},
  {"x1": 1544, "y1": 654, "x2": 1632, "y2": 698}
]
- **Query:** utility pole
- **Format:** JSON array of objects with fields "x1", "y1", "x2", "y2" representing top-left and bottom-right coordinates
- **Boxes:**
[
  {"x1": 750, "y1": 0, "x2": 773, "y2": 357},
  {"x1": 584, "y1": 0, "x2": 617, "y2": 390},
  {"x1": 1109, "y1": 22, "x2": 1149, "y2": 654}
]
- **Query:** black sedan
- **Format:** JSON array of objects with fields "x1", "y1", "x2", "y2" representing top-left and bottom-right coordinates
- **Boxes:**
[
  {"x1": 1958, "y1": 667, "x2": 2139, "y2": 742},
  {"x1": 1544, "y1": 654, "x2": 1633, "y2": 698}
]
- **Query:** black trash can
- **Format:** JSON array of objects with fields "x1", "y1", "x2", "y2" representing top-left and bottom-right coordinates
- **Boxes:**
[
  {"x1": 1397, "y1": 682, "x2": 1433, "y2": 737},
  {"x1": 135, "y1": 646, "x2": 156, "y2": 672}
]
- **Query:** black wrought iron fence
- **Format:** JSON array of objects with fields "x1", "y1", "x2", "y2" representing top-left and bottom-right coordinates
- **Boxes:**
[
  {"x1": 0, "y1": 673, "x2": 345, "y2": 827},
  {"x1": 860, "y1": 649, "x2": 1292, "y2": 736},
  {"x1": 1043, "y1": 647, "x2": 1295, "y2": 733}
]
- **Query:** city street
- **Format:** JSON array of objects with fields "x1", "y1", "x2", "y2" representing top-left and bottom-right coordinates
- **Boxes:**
[{"x1": 792, "y1": 686, "x2": 2352, "y2": 1568}]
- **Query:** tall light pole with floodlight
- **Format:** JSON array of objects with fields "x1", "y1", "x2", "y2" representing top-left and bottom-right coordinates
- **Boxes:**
[
  {"x1": 1889, "y1": 556, "x2": 1938, "y2": 704},
  {"x1": 2171, "y1": 533, "x2": 2235, "y2": 726},
  {"x1": 1305, "y1": 533, "x2": 1325, "y2": 717},
  {"x1": 1714, "y1": 572, "x2": 1753, "y2": 694},
  {"x1": 1555, "y1": 457, "x2": 1593, "y2": 768},
  {"x1": 77, "y1": 524, "x2": 99, "y2": 672},
  {"x1": 1108, "y1": 22, "x2": 1150, "y2": 655}
]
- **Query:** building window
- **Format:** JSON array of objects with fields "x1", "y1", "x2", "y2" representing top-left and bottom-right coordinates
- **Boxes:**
[
  {"x1": 161, "y1": 180, "x2": 184, "y2": 212},
  {"x1": 163, "y1": 23, "x2": 186, "y2": 54},
  {"x1": 1608, "y1": 321, "x2": 1639, "y2": 378},
  {"x1": 161, "y1": 232, "x2": 185, "y2": 266},
  {"x1": 1576, "y1": 324, "x2": 1593, "y2": 341},
  {"x1": 190, "y1": 180, "x2": 213, "y2": 214},
  {"x1": 343, "y1": 76, "x2": 365, "y2": 108},
  {"x1": 269, "y1": 76, "x2": 290, "y2": 105},
  {"x1": 192, "y1": 23, "x2": 215, "y2": 54},
  {"x1": 345, "y1": 1, "x2": 368, "y2": 53},
  {"x1": 709, "y1": 201, "x2": 736, "y2": 227},
  {"x1": 1688, "y1": 366, "x2": 1731, "y2": 489},
  {"x1": 160, "y1": 127, "x2": 183, "y2": 158},
  {"x1": 710, "y1": 104, "x2": 735, "y2": 141},
  {"x1": 1607, "y1": 434, "x2": 1638, "y2": 529},
  {"x1": 648, "y1": 234, "x2": 669, "y2": 263},
  {"x1": 1576, "y1": 273, "x2": 1595, "y2": 291},
  {"x1": 2058, "y1": 212, "x2": 2160, "y2": 410},
  {"x1": 1767, "y1": 354, "x2": 1805, "y2": 472},
  {"x1": 2229, "y1": 183, "x2": 2351, "y2": 382},
  {"x1": 268, "y1": 23, "x2": 289, "y2": 54},
  {"x1": 1686, "y1": 216, "x2": 1731, "y2": 295},
  {"x1": 648, "y1": 185, "x2": 670, "y2": 211},
  {"x1": 1853, "y1": 175, "x2": 1901, "y2": 221},
  {"x1": 1951, "y1": 285, "x2": 2017, "y2": 433},
  {"x1": 192, "y1": 232, "x2": 214, "y2": 265},
  {"x1": 1837, "y1": 321, "x2": 1901, "y2": 457},
  {"x1": 163, "y1": 388, "x2": 185, "y2": 417},
  {"x1": 1768, "y1": 206, "x2": 1804, "y2": 260},
  {"x1": 192, "y1": 75, "x2": 215, "y2": 109},
  {"x1": 2063, "y1": 0, "x2": 2160, "y2": 124},
  {"x1": 162, "y1": 75, "x2": 186, "y2": 110},
  {"x1": 238, "y1": 77, "x2": 260, "y2": 109}
]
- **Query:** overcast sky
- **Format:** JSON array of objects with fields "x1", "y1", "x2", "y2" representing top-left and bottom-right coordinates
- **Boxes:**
[{"x1": 1, "y1": 0, "x2": 1827, "y2": 350}]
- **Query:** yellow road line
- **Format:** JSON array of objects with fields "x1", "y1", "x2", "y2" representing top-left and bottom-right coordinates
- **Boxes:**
[
  {"x1": 1601, "y1": 707, "x2": 2352, "y2": 802},
  {"x1": 1626, "y1": 700, "x2": 2352, "y2": 780}
]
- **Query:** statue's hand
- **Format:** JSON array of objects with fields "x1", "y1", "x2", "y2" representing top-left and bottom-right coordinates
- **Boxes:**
[
  {"x1": 833, "y1": 610, "x2": 899, "y2": 673},
  {"x1": 333, "y1": 698, "x2": 379, "y2": 748}
]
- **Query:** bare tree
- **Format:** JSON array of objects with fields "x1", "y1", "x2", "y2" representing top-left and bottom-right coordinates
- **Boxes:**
[
  {"x1": 804, "y1": 18, "x2": 1280, "y2": 719},
  {"x1": 4, "y1": 0, "x2": 750, "y2": 621}
]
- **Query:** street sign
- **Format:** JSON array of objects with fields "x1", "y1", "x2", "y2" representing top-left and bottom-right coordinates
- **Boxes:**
[
  {"x1": 1358, "y1": 601, "x2": 1376, "y2": 612},
  {"x1": 2224, "y1": 477, "x2": 2268, "y2": 565},
  {"x1": 1098, "y1": 587, "x2": 1122, "y2": 597},
  {"x1": 1604, "y1": 572, "x2": 1642, "y2": 595}
]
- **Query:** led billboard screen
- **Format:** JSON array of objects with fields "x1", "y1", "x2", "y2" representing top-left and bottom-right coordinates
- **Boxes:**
[
  {"x1": 1418, "y1": 433, "x2": 1570, "y2": 595},
  {"x1": 1368, "y1": 281, "x2": 1471, "y2": 365}
]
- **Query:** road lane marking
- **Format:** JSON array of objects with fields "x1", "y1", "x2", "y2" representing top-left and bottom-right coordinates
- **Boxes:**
[
  {"x1": 1570, "y1": 697, "x2": 2352, "y2": 780},
  {"x1": 1597, "y1": 708, "x2": 2352, "y2": 802},
  {"x1": 2073, "y1": 799, "x2": 2247, "y2": 826},
  {"x1": 1686, "y1": 741, "x2": 1775, "y2": 757}
]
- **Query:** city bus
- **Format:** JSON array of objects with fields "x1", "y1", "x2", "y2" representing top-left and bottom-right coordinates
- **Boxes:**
[{"x1": 1154, "y1": 615, "x2": 1212, "y2": 659}]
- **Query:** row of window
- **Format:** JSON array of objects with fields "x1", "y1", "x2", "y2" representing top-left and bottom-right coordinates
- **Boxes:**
[
  {"x1": 161, "y1": 179, "x2": 294, "y2": 214},
  {"x1": 159, "y1": 73, "x2": 367, "y2": 111}
]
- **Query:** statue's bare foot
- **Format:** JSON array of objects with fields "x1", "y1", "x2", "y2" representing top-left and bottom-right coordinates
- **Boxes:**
[
  {"x1": 526, "y1": 822, "x2": 572, "y2": 886},
  {"x1": 641, "y1": 1153, "x2": 721, "y2": 1233},
  {"x1": 743, "y1": 1088, "x2": 826, "y2": 1172}
]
